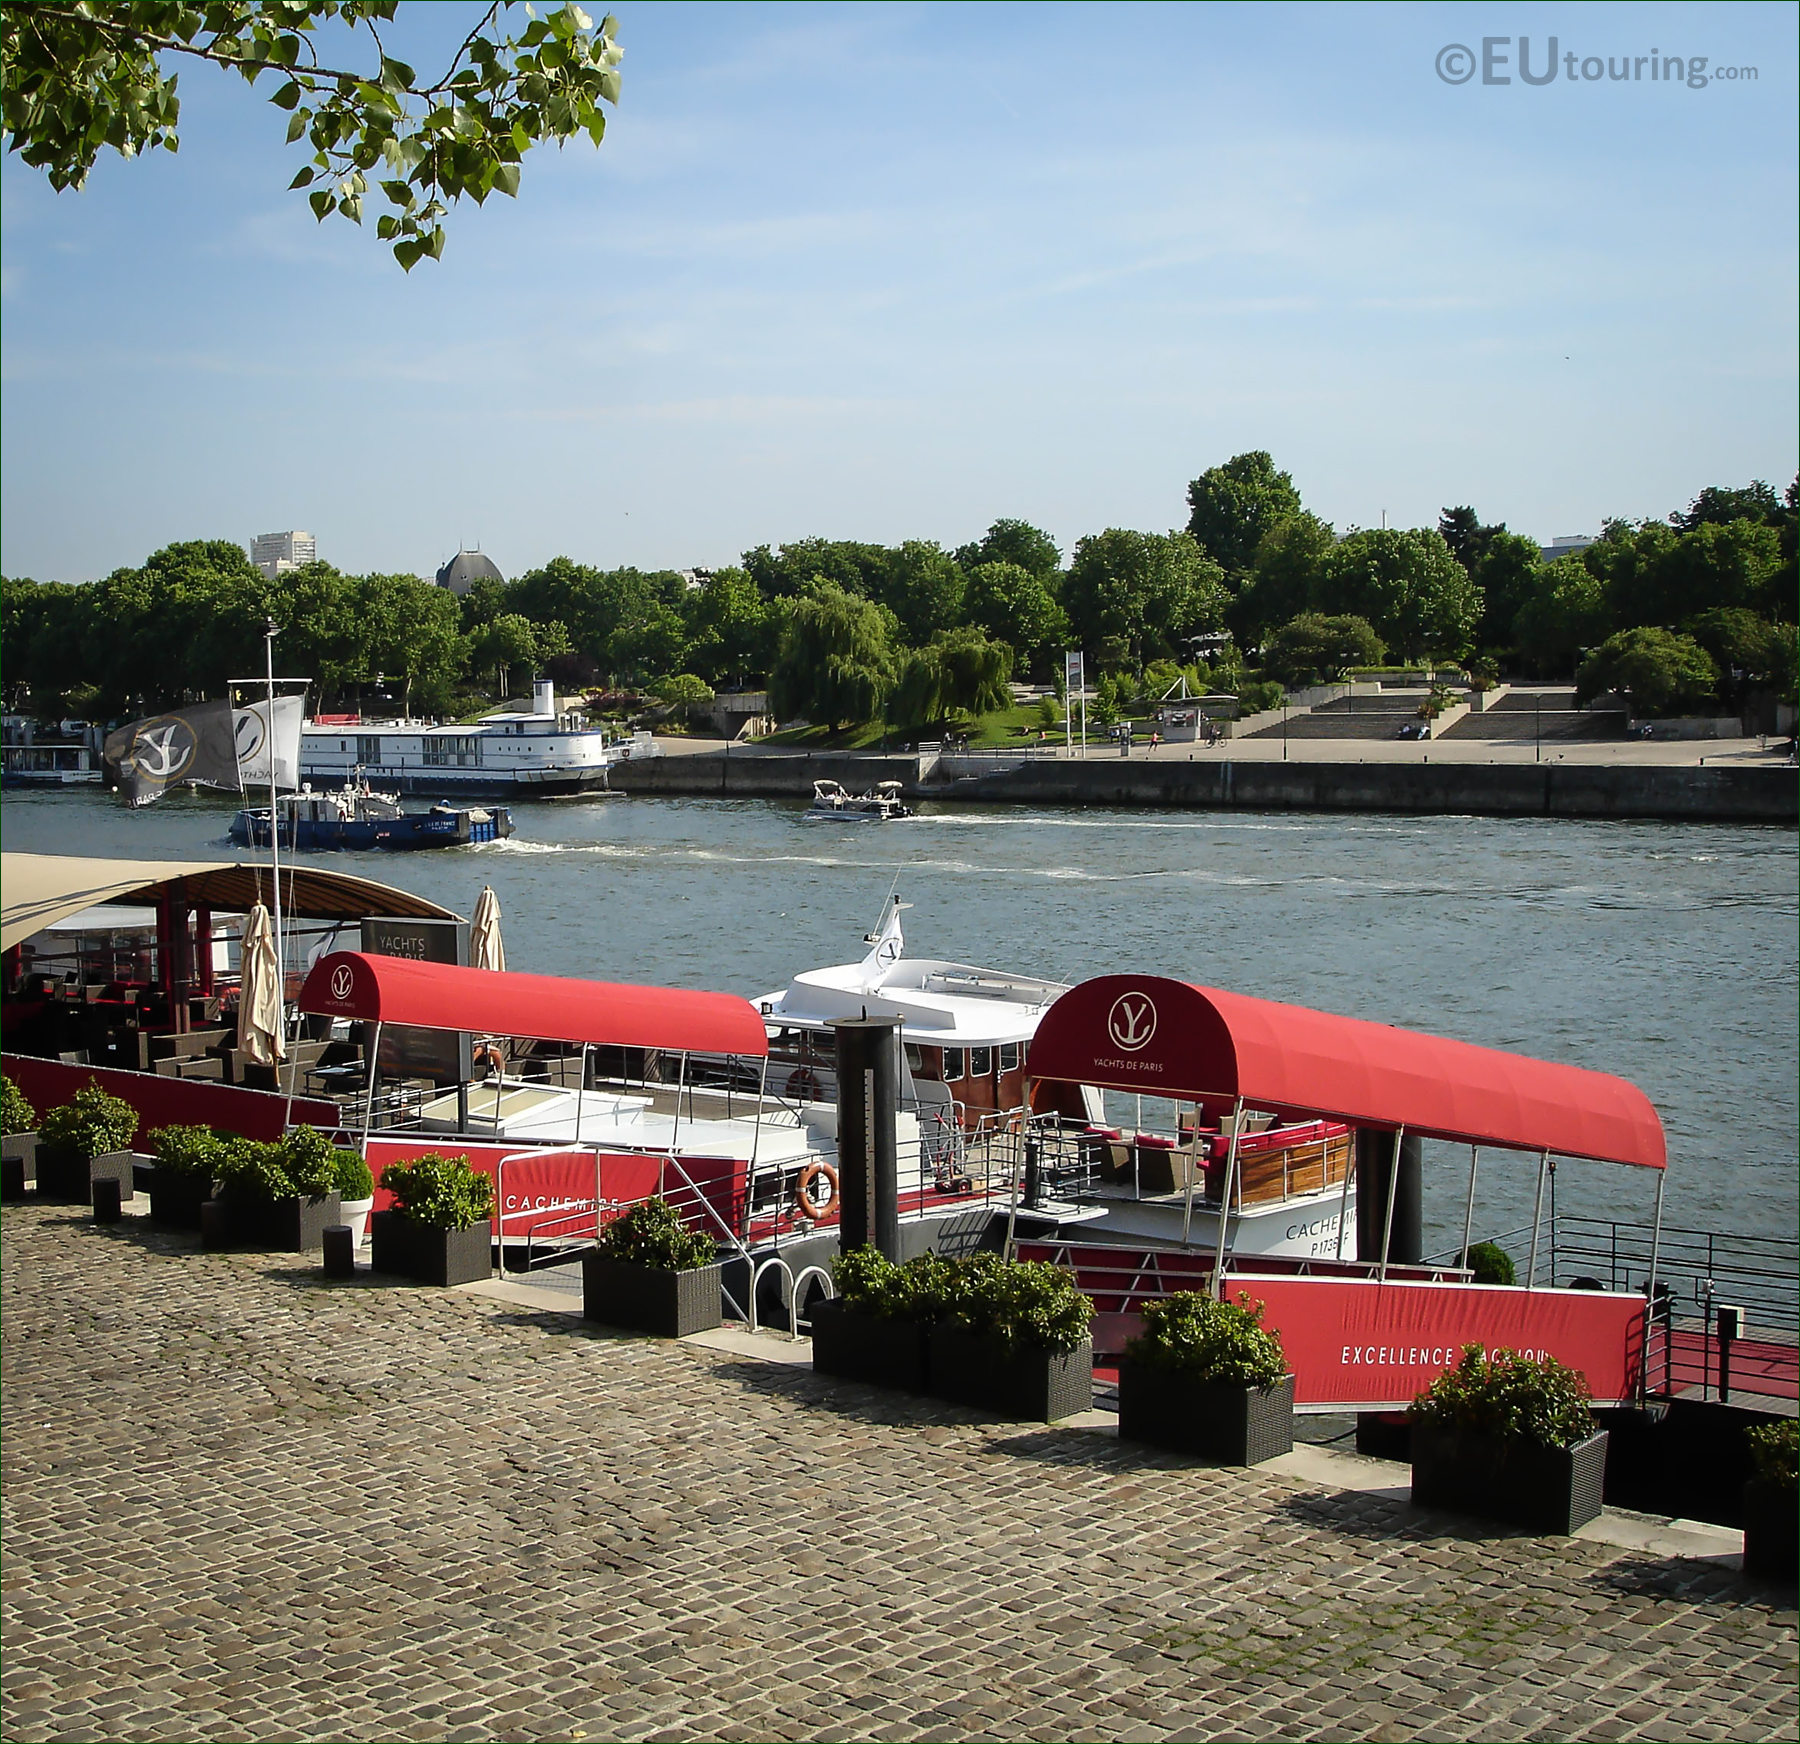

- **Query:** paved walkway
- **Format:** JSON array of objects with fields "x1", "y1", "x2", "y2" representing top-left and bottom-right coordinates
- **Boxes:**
[{"x1": 4, "y1": 1204, "x2": 1795, "y2": 1742}]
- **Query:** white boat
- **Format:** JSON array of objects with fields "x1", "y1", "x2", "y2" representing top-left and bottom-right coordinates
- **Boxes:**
[
  {"x1": 757, "y1": 897, "x2": 1359, "y2": 1259},
  {"x1": 802, "y1": 778, "x2": 914, "y2": 822},
  {"x1": 299, "y1": 681, "x2": 616, "y2": 799}
]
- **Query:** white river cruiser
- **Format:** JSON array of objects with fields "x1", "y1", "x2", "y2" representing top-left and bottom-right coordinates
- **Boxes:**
[{"x1": 299, "y1": 681, "x2": 617, "y2": 799}]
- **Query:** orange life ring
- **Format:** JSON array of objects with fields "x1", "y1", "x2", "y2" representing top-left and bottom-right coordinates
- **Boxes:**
[
  {"x1": 786, "y1": 1066, "x2": 820, "y2": 1101},
  {"x1": 793, "y1": 1161, "x2": 839, "y2": 1221}
]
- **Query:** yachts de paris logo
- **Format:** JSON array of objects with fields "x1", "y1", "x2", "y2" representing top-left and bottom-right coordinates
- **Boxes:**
[{"x1": 1107, "y1": 991, "x2": 1158, "y2": 1053}]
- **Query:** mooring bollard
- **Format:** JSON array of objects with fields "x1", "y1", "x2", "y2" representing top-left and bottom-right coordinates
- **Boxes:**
[
  {"x1": 92, "y1": 1178, "x2": 122, "y2": 1223},
  {"x1": 200, "y1": 1198, "x2": 229, "y2": 1249},
  {"x1": 1, "y1": 1156, "x2": 26, "y2": 1202},
  {"x1": 322, "y1": 1224, "x2": 355, "y2": 1279}
]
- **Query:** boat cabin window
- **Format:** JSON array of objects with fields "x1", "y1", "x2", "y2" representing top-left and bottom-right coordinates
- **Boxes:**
[
  {"x1": 999, "y1": 1043, "x2": 1019, "y2": 1073},
  {"x1": 942, "y1": 1047, "x2": 965, "y2": 1081},
  {"x1": 356, "y1": 735, "x2": 379, "y2": 764},
  {"x1": 904, "y1": 1043, "x2": 924, "y2": 1073},
  {"x1": 970, "y1": 1046, "x2": 992, "y2": 1078}
]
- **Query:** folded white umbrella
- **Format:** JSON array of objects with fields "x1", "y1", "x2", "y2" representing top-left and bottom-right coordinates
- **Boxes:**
[
  {"x1": 237, "y1": 902, "x2": 286, "y2": 1066},
  {"x1": 471, "y1": 884, "x2": 505, "y2": 973}
]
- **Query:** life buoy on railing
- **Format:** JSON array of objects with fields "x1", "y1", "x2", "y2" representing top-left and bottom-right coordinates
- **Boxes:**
[
  {"x1": 786, "y1": 1066, "x2": 820, "y2": 1101},
  {"x1": 476, "y1": 1042, "x2": 505, "y2": 1080},
  {"x1": 793, "y1": 1161, "x2": 839, "y2": 1221}
]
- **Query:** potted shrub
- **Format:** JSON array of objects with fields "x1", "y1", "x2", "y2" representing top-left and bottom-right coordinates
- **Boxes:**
[
  {"x1": 582, "y1": 1197, "x2": 721, "y2": 1336},
  {"x1": 810, "y1": 1247, "x2": 953, "y2": 1393},
  {"x1": 332, "y1": 1148, "x2": 376, "y2": 1247},
  {"x1": 2, "y1": 1074, "x2": 38, "y2": 1199},
  {"x1": 1118, "y1": 1290, "x2": 1294, "y2": 1465},
  {"x1": 929, "y1": 1252, "x2": 1094, "y2": 1423},
  {"x1": 35, "y1": 1080, "x2": 140, "y2": 1204},
  {"x1": 145, "y1": 1125, "x2": 227, "y2": 1228},
  {"x1": 1408, "y1": 1343, "x2": 1609, "y2": 1534},
  {"x1": 371, "y1": 1152, "x2": 493, "y2": 1286},
  {"x1": 1742, "y1": 1420, "x2": 1797, "y2": 1582},
  {"x1": 1460, "y1": 1241, "x2": 1517, "y2": 1285},
  {"x1": 216, "y1": 1125, "x2": 341, "y2": 1251}
]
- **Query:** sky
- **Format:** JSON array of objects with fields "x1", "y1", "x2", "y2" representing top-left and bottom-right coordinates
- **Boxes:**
[{"x1": 2, "y1": 0, "x2": 1795, "y2": 585}]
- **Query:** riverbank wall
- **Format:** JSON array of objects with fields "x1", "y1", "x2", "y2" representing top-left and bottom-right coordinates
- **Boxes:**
[{"x1": 609, "y1": 751, "x2": 1796, "y2": 824}]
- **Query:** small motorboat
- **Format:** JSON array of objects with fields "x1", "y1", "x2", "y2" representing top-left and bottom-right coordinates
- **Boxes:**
[
  {"x1": 229, "y1": 778, "x2": 515, "y2": 852},
  {"x1": 803, "y1": 778, "x2": 915, "y2": 822}
]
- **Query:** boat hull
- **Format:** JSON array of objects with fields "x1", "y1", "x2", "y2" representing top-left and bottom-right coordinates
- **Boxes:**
[{"x1": 229, "y1": 807, "x2": 514, "y2": 851}]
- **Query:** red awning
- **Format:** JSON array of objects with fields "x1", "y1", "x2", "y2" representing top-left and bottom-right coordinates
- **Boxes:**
[
  {"x1": 298, "y1": 952, "x2": 769, "y2": 1058},
  {"x1": 1028, "y1": 975, "x2": 1665, "y2": 1169}
]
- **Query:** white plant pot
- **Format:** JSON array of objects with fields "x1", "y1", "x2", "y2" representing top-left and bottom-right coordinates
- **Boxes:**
[{"x1": 339, "y1": 1197, "x2": 375, "y2": 1246}]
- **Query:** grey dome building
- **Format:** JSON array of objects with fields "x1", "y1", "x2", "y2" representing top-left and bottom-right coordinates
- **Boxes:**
[{"x1": 436, "y1": 548, "x2": 504, "y2": 596}]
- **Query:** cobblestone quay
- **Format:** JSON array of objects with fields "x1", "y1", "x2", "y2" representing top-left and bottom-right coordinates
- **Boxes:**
[{"x1": 5, "y1": 1204, "x2": 1795, "y2": 1742}]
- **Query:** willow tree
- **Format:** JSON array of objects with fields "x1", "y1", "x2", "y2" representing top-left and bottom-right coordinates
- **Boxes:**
[{"x1": 768, "y1": 583, "x2": 896, "y2": 731}]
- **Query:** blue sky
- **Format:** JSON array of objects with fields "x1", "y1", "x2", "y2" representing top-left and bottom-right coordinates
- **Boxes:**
[{"x1": 2, "y1": 0, "x2": 1794, "y2": 584}]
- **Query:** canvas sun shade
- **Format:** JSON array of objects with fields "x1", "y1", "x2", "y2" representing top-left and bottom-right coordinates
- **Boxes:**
[
  {"x1": 298, "y1": 951, "x2": 770, "y2": 1059},
  {"x1": 1027, "y1": 974, "x2": 1665, "y2": 1169}
]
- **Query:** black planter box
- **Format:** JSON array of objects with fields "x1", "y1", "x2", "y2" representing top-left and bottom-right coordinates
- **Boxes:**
[
  {"x1": 1742, "y1": 1478, "x2": 1798, "y2": 1582},
  {"x1": 1117, "y1": 1363, "x2": 1295, "y2": 1465},
  {"x1": 1411, "y1": 1424, "x2": 1610, "y2": 1535},
  {"x1": 582, "y1": 1255, "x2": 722, "y2": 1337},
  {"x1": 409, "y1": 1220, "x2": 493, "y2": 1287},
  {"x1": 222, "y1": 1188, "x2": 341, "y2": 1252},
  {"x1": 809, "y1": 1297, "x2": 932, "y2": 1392},
  {"x1": 36, "y1": 1146, "x2": 137, "y2": 1206},
  {"x1": 2, "y1": 1131, "x2": 38, "y2": 1195},
  {"x1": 928, "y1": 1323, "x2": 1093, "y2": 1423},
  {"x1": 148, "y1": 1168, "x2": 219, "y2": 1230},
  {"x1": 369, "y1": 1207, "x2": 413, "y2": 1276}
]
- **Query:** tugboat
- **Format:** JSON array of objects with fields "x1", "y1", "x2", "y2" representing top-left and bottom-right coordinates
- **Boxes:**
[
  {"x1": 229, "y1": 776, "x2": 514, "y2": 852},
  {"x1": 803, "y1": 778, "x2": 915, "y2": 822}
]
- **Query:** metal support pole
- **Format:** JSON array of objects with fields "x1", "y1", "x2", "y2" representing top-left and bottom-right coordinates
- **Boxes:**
[
  {"x1": 358, "y1": 1021, "x2": 384, "y2": 1154},
  {"x1": 1525, "y1": 1148, "x2": 1548, "y2": 1290},
  {"x1": 671, "y1": 1051, "x2": 689, "y2": 1150},
  {"x1": 1207, "y1": 1098, "x2": 1245, "y2": 1290},
  {"x1": 1645, "y1": 1170, "x2": 1665, "y2": 1305},
  {"x1": 573, "y1": 1043, "x2": 591, "y2": 1145},
  {"x1": 1334, "y1": 1130, "x2": 1354, "y2": 1259},
  {"x1": 1377, "y1": 1125, "x2": 1404, "y2": 1282},
  {"x1": 1459, "y1": 1145, "x2": 1479, "y2": 1269},
  {"x1": 263, "y1": 620, "x2": 287, "y2": 1050},
  {"x1": 746, "y1": 1055, "x2": 770, "y2": 1242}
]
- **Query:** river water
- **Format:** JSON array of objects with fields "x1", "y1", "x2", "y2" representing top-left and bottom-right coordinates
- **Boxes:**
[{"x1": 5, "y1": 786, "x2": 1795, "y2": 1253}]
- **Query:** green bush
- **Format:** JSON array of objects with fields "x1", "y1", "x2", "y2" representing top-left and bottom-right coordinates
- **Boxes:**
[
  {"x1": 944, "y1": 1251, "x2": 1093, "y2": 1354},
  {"x1": 1462, "y1": 1241, "x2": 1516, "y2": 1285},
  {"x1": 1, "y1": 1074, "x2": 37, "y2": 1136},
  {"x1": 1747, "y1": 1420, "x2": 1797, "y2": 1490},
  {"x1": 1124, "y1": 1290, "x2": 1287, "y2": 1388},
  {"x1": 1408, "y1": 1344, "x2": 1597, "y2": 1450},
  {"x1": 217, "y1": 1125, "x2": 340, "y2": 1201},
  {"x1": 832, "y1": 1247, "x2": 959, "y2": 1321},
  {"x1": 148, "y1": 1125, "x2": 226, "y2": 1178},
  {"x1": 1236, "y1": 678, "x2": 1285, "y2": 715},
  {"x1": 378, "y1": 1152, "x2": 494, "y2": 1231},
  {"x1": 597, "y1": 1195, "x2": 714, "y2": 1270},
  {"x1": 38, "y1": 1080, "x2": 138, "y2": 1163},
  {"x1": 332, "y1": 1148, "x2": 374, "y2": 1202}
]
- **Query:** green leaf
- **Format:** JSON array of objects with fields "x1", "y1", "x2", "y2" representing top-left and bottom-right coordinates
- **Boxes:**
[
  {"x1": 379, "y1": 57, "x2": 416, "y2": 94},
  {"x1": 285, "y1": 109, "x2": 307, "y2": 143},
  {"x1": 308, "y1": 189, "x2": 335, "y2": 220},
  {"x1": 271, "y1": 80, "x2": 302, "y2": 111},
  {"x1": 492, "y1": 161, "x2": 519, "y2": 198},
  {"x1": 289, "y1": 166, "x2": 315, "y2": 189}
]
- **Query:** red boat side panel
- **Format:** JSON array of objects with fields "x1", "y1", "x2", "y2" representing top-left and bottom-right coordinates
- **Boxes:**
[
  {"x1": 1, "y1": 1053, "x2": 338, "y2": 1143},
  {"x1": 1028, "y1": 975, "x2": 1666, "y2": 1169},
  {"x1": 299, "y1": 952, "x2": 770, "y2": 1059}
]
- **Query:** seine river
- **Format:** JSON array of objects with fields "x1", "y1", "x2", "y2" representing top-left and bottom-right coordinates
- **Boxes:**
[{"x1": 6, "y1": 786, "x2": 1795, "y2": 1253}]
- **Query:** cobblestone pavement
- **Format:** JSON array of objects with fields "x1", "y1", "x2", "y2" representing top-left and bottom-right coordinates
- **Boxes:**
[{"x1": 4, "y1": 1205, "x2": 1795, "y2": 1743}]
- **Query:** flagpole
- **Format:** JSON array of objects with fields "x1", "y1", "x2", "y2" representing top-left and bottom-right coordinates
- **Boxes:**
[{"x1": 264, "y1": 618, "x2": 285, "y2": 1052}]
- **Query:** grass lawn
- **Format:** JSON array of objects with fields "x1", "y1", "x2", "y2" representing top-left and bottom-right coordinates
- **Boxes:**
[{"x1": 761, "y1": 700, "x2": 1072, "y2": 751}]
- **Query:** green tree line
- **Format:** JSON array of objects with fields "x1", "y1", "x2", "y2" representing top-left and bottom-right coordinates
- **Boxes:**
[{"x1": 5, "y1": 460, "x2": 1795, "y2": 731}]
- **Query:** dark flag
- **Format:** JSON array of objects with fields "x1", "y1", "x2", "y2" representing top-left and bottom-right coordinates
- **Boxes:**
[{"x1": 102, "y1": 701, "x2": 244, "y2": 808}]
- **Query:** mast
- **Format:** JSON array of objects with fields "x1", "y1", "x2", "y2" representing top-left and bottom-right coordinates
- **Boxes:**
[{"x1": 264, "y1": 617, "x2": 285, "y2": 1043}]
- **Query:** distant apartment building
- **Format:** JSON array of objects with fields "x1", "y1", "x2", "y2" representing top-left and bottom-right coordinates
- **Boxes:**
[
  {"x1": 251, "y1": 530, "x2": 317, "y2": 578},
  {"x1": 1538, "y1": 534, "x2": 1596, "y2": 563}
]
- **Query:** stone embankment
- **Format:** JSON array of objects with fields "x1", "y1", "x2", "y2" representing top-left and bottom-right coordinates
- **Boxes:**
[{"x1": 611, "y1": 750, "x2": 1796, "y2": 824}]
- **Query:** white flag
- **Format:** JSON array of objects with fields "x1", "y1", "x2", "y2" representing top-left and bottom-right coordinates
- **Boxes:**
[{"x1": 234, "y1": 696, "x2": 305, "y2": 790}]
